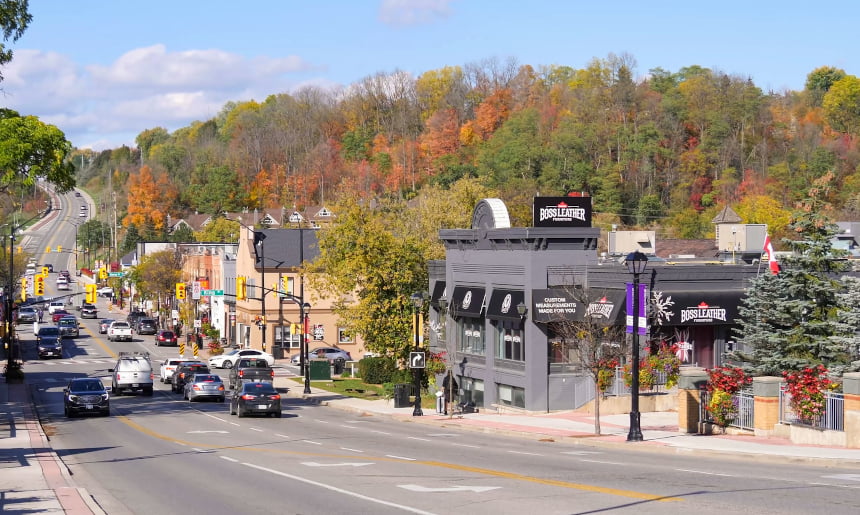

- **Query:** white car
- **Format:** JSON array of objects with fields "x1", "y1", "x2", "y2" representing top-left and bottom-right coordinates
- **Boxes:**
[
  {"x1": 47, "y1": 301, "x2": 66, "y2": 314},
  {"x1": 208, "y1": 349, "x2": 275, "y2": 369},
  {"x1": 160, "y1": 358, "x2": 204, "y2": 384}
]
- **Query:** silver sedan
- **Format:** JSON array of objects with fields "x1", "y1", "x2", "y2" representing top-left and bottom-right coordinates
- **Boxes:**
[{"x1": 183, "y1": 373, "x2": 226, "y2": 402}]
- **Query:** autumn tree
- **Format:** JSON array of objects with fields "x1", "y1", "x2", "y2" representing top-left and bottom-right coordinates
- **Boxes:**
[
  {"x1": 823, "y1": 75, "x2": 860, "y2": 135},
  {"x1": 130, "y1": 249, "x2": 182, "y2": 312},
  {"x1": 123, "y1": 165, "x2": 177, "y2": 237},
  {"x1": 194, "y1": 217, "x2": 240, "y2": 243}
]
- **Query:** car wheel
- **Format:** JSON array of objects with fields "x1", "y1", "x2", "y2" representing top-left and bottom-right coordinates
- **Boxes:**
[
  {"x1": 144, "y1": 387, "x2": 153, "y2": 396},
  {"x1": 273, "y1": 411, "x2": 282, "y2": 418},
  {"x1": 237, "y1": 405, "x2": 244, "y2": 418},
  {"x1": 223, "y1": 360, "x2": 232, "y2": 369}
]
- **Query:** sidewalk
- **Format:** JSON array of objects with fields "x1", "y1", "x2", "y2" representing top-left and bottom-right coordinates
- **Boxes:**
[{"x1": 272, "y1": 373, "x2": 860, "y2": 467}]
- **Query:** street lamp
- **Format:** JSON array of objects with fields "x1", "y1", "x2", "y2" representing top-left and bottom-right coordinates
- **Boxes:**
[
  {"x1": 300, "y1": 301, "x2": 311, "y2": 394},
  {"x1": 411, "y1": 291, "x2": 426, "y2": 417},
  {"x1": 253, "y1": 230, "x2": 267, "y2": 353},
  {"x1": 625, "y1": 250, "x2": 649, "y2": 442}
]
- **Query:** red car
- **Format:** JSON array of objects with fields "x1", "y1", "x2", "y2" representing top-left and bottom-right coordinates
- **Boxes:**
[
  {"x1": 52, "y1": 310, "x2": 70, "y2": 323},
  {"x1": 155, "y1": 329, "x2": 177, "y2": 346}
]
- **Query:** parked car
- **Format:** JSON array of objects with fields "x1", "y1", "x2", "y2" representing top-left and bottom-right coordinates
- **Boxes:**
[
  {"x1": 155, "y1": 329, "x2": 177, "y2": 347},
  {"x1": 52, "y1": 310, "x2": 70, "y2": 323},
  {"x1": 159, "y1": 358, "x2": 202, "y2": 384},
  {"x1": 16, "y1": 307, "x2": 37, "y2": 324},
  {"x1": 229, "y1": 380, "x2": 281, "y2": 418},
  {"x1": 136, "y1": 318, "x2": 157, "y2": 335},
  {"x1": 97, "y1": 286, "x2": 113, "y2": 298},
  {"x1": 81, "y1": 303, "x2": 98, "y2": 319},
  {"x1": 184, "y1": 373, "x2": 226, "y2": 402},
  {"x1": 111, "y1": 352, "x2": 153, "y2": 396},
  {"x1": 63, "y1": 378, "x2": 110, "y2": 417},
  {"x1": 98, "y1": 318, "x2": 115, "y2": 334},
  {"x1": 209, "y1": 349, "x2": 275, "y2": 369},
  {"x1": 291, "y1": 347, "x2": 352, "y2": 365},
  {"x1": 36, "y1": 326, "x2": 63, "y2": 359},
  {"x1": 172, "y1": 363, "x2": 211, "y2": 393},
  {"x1": 58, "y1": 316, "x2": 79, "y2": 338}
]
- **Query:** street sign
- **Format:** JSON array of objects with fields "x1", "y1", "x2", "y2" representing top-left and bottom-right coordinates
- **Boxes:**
[
  {"x1": 108, "y1": 272, "x2": 123, "y2": 277},
  {"x1": 201, "y1": 289, "x2": 224, "y2": 296},
  {"x1": 409, "y1": 351, "x2": 426, "y2": 369},
  {"x1": 191, "y1": 281, "x2": 201, "y2": 300}
]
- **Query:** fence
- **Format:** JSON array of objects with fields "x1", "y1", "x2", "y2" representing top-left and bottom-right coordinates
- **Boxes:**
[
  {"x1": 779, "y1": 385, "x2": 844, "y2": 431},
  {"x1": 699, "y1": 388, "x2": 755, "y2": 431}
]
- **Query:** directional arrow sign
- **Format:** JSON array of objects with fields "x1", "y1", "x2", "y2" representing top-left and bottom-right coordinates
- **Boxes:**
[
  {"x1": 301, "y1": 462, "x2": 373, "y2": 468},
  {"x1": 410, "y1": 351, "x2": 425, "y2": 369},
  {"x1": 398, "y1": 484, "x2": 500, "y2": 493}
]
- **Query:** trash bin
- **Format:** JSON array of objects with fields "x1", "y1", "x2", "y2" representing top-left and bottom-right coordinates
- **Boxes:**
[
  {"x1": 394, "y1": 383, "x2": 413, "y2": 408},
  {"x1": 272, "y1": 346, "x2": 284, "y2": 360},
  {"x1": 309, "y1": 359, "x2": 331, "y2": 380},
  {"x1": 332, "y1": 358, "x2": 345, "y2": 375}
]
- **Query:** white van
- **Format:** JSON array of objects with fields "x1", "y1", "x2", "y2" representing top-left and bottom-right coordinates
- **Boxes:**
[{"x1": 47, "y1": 301, "x2": 65, "y2": 314}]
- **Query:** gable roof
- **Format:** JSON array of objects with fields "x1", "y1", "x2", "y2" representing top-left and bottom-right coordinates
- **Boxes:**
[{"x1": 711, "y1": 205, "x2": 742, "y2": 224}]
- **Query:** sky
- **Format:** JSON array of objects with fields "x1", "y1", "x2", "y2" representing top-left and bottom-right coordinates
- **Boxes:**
[{"x1": 2, "y1": 0, "x2": 859, "y2": 151}]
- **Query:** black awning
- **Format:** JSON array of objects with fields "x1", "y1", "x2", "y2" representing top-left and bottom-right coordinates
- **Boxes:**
[
  {"x1": 486, "y1": 289, "x2": 525, "y2": 321},
  {"x1": 652, "y1": 289, "x2": 744, "y2": 326},
  {"x1": 531, "y1": 288, "x2": 585, "y2": 323},
  {"x1": 583, "y1": 289, "x2": 626, "y2": 325},
  {"x1": 430, "y1": 281, "x2": 447, "y2": 307},
  {"x1": 450, "y1": 286, "x2": 486, "y2": 318}
]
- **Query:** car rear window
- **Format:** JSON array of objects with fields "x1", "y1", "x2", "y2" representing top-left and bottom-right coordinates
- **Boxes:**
[
  {"x1": 195, "y1": 375, "x2": 219, "y2": 382},
  {"x1": 243, "y1": 383, "x2": 276, "y2": 394},
  {"x1": 160, "y1": 331, "x2": 175, "y2": 338}
]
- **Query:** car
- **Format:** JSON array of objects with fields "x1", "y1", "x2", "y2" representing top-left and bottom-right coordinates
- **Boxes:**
[
  {"x1": 155, "y1": 329, "x2": 177, "y2": 346},
  {"x1": 16, "y1": 307, "x2": 37, "y2": 324},
  {"x1": 291, "y1": 347, "x2": 352, "y2": 365},
  {"x1": 44, "y1": 264, "x2": 54, "y2": 273},
  {"x1": 58, "y1": 317, "x2": 79, "y2": 338},
  {"x1": 229, "y1": 380, "x2": 281, "y2": 418},
  {"x1": 172, "y1": 363, "x2": 211, "y2": 393},
  {"x1": 79, "y1": 211, "x2": 86, "y2": 218},
  {"x1": 81, "y1": 304, "x2": 98, "y2": 319},
  {"x1": 159, "y1": 358, "x2": 201, "y2": 384},
  {"x1": 107, "y1": 320, "x2": 133, "y2": 342},
  {"x1": 47, "y1": 301, "x2": 66, "y2": 314},
  {"x1": 98, "y1": 318, "x2": 115, "y2": 334},
  {"x1": 63, "y1": 378, "x2": 109, "y2": 417},
  {"x1": 126, "y1": 311, "x2": 148, "y2": 331},
  {"x1": 58, "y1": 270, "x2": 71, "y2": 281},
  {"x1": 36, "y1": 326, "x2": 63, "y2": 359},
  {"x1": 111, "y1": 352, "x2": 153, "y2": 396},
  {"x1": 136, "y1": 317, "x2": 157, "y2": 335},
  {"x1": 74, "y1": 191, "x2": 81, "y2": 197},
  {"x1": 51, "y1": 310, "x2": 70, "y2": 323},
  {"x1": 183, "y1": 373, "x2": 226, "y2": 402},
  {"x1": 208, "y1": 349, "x2": 275, "y2": 369},
  {"x1": 97, "y1": 286, "x2": 113, "y2": 298}
]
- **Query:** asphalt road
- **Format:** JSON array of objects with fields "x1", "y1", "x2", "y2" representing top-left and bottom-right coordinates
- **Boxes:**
[{"x1": 15, "y1": 304, "x2": 860, "y2": 515}]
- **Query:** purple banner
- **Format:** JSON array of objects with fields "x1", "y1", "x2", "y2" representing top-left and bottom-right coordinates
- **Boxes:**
[{"x1": 625, "y1": 283, "x2": 648, "y2": 335}]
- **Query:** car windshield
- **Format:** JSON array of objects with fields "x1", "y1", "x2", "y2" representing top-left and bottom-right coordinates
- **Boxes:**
[
  {"x1": 72, "y1": 380, "x2": 104, "y2": 392},
  {"x1": 39, "y1": 328, "x2": 60, "y2": 336}
]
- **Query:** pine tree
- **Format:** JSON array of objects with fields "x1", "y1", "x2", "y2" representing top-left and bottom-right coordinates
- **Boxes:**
[
  {"x1": 732, "y1": 172, "x2": 852, "y2": 375},
  {"x1": 828, "y1": 276, "x2": 860, "y2": 374}
]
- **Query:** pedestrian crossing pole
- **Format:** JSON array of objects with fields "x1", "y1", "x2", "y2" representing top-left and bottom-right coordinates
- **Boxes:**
[{"x1": 193, "y1": 340, "x2": 199, "y2": 358}]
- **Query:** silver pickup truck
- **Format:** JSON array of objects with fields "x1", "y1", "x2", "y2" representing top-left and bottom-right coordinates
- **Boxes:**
[{"x1": 107, "y1": 321, "x2": 133, "y2": 342}]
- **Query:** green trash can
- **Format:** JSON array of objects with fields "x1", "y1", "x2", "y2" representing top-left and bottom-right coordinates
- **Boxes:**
[{"x1": 309, "y1": 359, "x2": 331, "y2": 380}]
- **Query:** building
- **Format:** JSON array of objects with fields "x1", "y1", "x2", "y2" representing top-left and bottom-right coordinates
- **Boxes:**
[{"x1": 431, "y1": 197, "x2": 762, "y2": 413}]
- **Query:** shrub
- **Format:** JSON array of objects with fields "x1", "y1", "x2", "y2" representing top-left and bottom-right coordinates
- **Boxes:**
[{"x1": 359, "y1": 356, "x2": 397, "y2": 384}]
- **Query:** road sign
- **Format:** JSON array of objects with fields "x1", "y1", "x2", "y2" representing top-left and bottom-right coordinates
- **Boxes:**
[
  {"x1": 108, "y1": 272, "x2": 124, "y2": 277},
  {"x1": 409, "y1": 351, "x2": 426, "y2": 369},
  {"x1": 201, "y1": 289, "x2": 224, "y2": 296},
  {"x1": 191, "y1": 281, "x2": 201, "y2": 300}
]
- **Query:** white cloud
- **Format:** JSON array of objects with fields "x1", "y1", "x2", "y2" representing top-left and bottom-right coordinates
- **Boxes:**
[{"x1": 379, "y1": 0, "x2": 454, "y2": 26}]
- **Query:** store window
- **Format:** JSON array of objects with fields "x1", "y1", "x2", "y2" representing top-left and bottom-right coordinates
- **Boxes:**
[
  {"x1": 458, "y1": 318, "x2": 485, "y2": 355},
  {"x1": 338, "y1": 327, "x2": 354, "y2": 344},
  {"x1": 274, "y1": 325, "x2": 300, "y2": 349},
  {"x1": 495, "y1": 320, "x2": 524, "y2": 362},
  {"x1": 497, "y1": 383, "x2": 525, "y2": 408},
  {"x1": 460, "y1": 377, "x2": 484, "y2": 407}
]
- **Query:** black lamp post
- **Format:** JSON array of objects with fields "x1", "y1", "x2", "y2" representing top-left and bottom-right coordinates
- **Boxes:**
[
  {"x1": 625, "y1": 250, "x2": 649, "y2": 442},
  {"x1": 411, "y1": 291, "x2": 425, "y2": 416},
  {"x1": 253, "y1": 230, "x2": 267, "y2": 353},
  {"x1": 300, "y1": 301, "x2": 311, "y2": 394}
]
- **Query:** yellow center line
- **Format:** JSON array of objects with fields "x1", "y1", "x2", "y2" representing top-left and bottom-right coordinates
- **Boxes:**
[{"x1": 117, "y1": 416, "x2": 679, "y2": 502}]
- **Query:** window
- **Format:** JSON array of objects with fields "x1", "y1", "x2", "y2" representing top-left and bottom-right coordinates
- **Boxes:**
[
  {"x1": 457, "y1": 318, "x2": 485, "y2": 355},
  {"x1": 495, "y1": 320, "x2": 524, "y2": 362},
  {"x1": 497, "y1": 384, "x2": 525, "y2": 408},
  {"x1": 460, "y1": 377, "x2": 484, "y2": 407},
  {"x1": 274, "y1": 325, "x2": 300, "y2": 348},
  {"x1": 338, "y1": 327, "x2": 354, "y2": 344}
]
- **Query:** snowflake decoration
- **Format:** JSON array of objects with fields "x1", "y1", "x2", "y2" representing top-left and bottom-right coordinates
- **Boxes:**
[{"x1": 651, "y1": 290, "x2": 675, "y2": 326}]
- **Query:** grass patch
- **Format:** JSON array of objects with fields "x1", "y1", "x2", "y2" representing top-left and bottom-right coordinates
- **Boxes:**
[{"x1": 287, "y1": 377, "x2": 386, "y2": 399}]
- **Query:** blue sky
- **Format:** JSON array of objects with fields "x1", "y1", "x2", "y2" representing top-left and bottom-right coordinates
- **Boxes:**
[{"x1": 3, "y1": 0, "x2": 858, "y2": 150}]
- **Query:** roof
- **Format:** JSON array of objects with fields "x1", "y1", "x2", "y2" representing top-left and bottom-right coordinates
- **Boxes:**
[
  {"x1": 711, "y1": 205, "x2": 742, "y2": 224},
  {"x1": 656, "y1": 239, "x2": 719, "y2": 259},
  {"x1": 248, "y1": 228, "x2": 320, "y2": 270}
]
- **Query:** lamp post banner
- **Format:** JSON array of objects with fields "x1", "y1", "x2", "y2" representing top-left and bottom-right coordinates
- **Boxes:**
[{"x1": 625, "y1": 283, "x2": 647, "y2": 335}]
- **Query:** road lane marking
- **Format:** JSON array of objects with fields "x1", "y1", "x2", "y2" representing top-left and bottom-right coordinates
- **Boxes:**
[
  {"x1": 580, "y1": 459, "x2": 624, "y2": 465},
  {"x1": 507, "y1": 451, "x2": 541, "y2": 456},
  {"x1": 116, "y1": 416, "x2": 678, "y2": 502},
  {"x1": 399, "y1": 484, "x2": 500, "y2": 493},
  {"x1": 220, "y1": 456, "x2": 239, "y2": 462},
  {"x1": 303, "y1": 440, "x2": 323, "y2": 445},
  {"x1": 341, "y1": 447, "x2": 364, "y2": 453},
  {"x1": 187, "y1": 430, "x2": 229, "y2": 434},
  {"x1": 275, "y1": 434, "x2": 290, "y2": 438},
  {"x1": 408, "y1": 437, "x2": 431, "y2": 442},
  {"x1": 452, "y1": 443, "x2": 480, "y2": 448},
  {"x1": 240, "y1": 462, "x2": 436, "y2": 515},
  {"x1": 371, "y1": 430, "x2": 391, "y2": 435},
  {"x1": 302, "y1": 461, "x2": 373, "y2": 467},
  {"x1": 250, "y1": 427, "x2": 264, "y2": 432},
  {"x1": 676, "y1": 469, "x2": 733, "y2": 477}
]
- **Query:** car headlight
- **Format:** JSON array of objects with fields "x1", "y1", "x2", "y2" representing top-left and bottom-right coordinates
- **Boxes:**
[{"x1": 68, "y1": 394, "x2": 79, "y2": 402}]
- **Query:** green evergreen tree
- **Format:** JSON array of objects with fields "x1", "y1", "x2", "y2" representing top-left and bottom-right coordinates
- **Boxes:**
[
  {"x1": 732, "y1": 172, "x2": 852, "y2": 375},
  {"x1": 828, "y1": 276, "x2": 860, "y2": 373}
]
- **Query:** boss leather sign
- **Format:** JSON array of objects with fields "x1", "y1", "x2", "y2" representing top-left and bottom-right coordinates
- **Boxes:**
[{"x1": 533, "y1": 196, "x2": 592, "y2": 227}]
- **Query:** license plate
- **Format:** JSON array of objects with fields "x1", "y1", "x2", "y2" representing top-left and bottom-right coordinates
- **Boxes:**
[
  {"x1": 132, "y1": 383, "x2": 139, "y2": 387},
  {"x1": 85, "y1": 404, "x2": 93, "y2": 409},
  {"x1": 257, "y1": 404, "x2": 267, "y2": 409}
]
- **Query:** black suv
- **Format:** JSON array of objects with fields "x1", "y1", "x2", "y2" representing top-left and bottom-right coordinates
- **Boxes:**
[
  {"x1": 136, "y1": 318, "x2": 157, "y2": 335},
  {"x1": 63, "y1": 378, "x2": 110, "y2": 417},
  {"x1": 171, "y1": 362, "x2": 210, "y2": 393},
  {"x1": 126, "y1": 311, "x2": 148, "y2": 331}
]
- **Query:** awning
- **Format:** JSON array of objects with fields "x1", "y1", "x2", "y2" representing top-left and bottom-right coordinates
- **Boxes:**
[
  {"x1": 531, "y1": 288, "x2": 584, "y2": 323},
  {"x1": 450, "y1": 286, "x2": 486, "y2": 318},
  {"x1": 583, "y1": 289, "x2": 626, "y2": 325},
  {"x1": 430, "y1": 281, "x2": 447, "y2": 307},
  {"x1": 486, "y1": 289, "x2": 525, "y2": 321},
  {"x1": 652, "y1": 289, "x2": 745, "y2": 326}
]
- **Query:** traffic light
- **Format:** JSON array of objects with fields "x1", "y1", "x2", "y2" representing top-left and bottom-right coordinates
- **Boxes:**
[
  {"x1": 281, "y1": 276, "x2": 293, "y2": 298},
  {"x1": 236, "y1": 276, "x2": 246, "y2": 301},
  {"x1": 98, "y1": 267, "x2": 107, "y2": 280},
  {"x1": 46, "y1": 246, "x2": 51, "y2": 253},
  {"x1": 175, "y1": 282, "x2": 186, "y2": 300},
  {"x1": 34, "y1": 275, "x2": 45, "y2": 296},
  {"x1": 41, "y1": 266, "x2": 49, "y2": 277},
  {"x1": 56, "y1": 245, "x2": 62, "y2": 253},
  {"x1": 85, "y1": 283, "x2": 97, "y2": 304}
]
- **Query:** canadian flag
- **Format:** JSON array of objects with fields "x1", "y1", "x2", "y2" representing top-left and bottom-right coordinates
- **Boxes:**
[{"x1": 763, "y1": 235, "x2": 780, "y2": 275}]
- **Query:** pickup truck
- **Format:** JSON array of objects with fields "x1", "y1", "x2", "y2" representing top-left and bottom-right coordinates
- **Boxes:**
[
  {"x1": 107, "y1": 321, "x2": 133, "y2": 342},
  {"x1": 228, "y1": 358, "x2": 274, "y2": 389}
]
